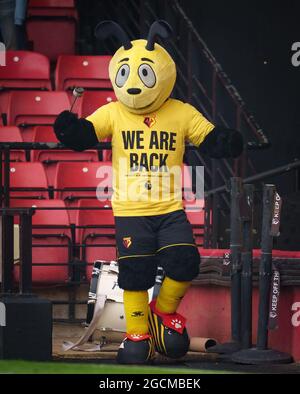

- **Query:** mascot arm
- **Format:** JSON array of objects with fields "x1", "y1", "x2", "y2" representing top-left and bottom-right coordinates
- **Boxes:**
[
  {"x1": 198, "y1": 126, "x2": 244, "y2": 159},
  {"x1": 54, "y1": 110, "x2": 98, "y2": 152}
]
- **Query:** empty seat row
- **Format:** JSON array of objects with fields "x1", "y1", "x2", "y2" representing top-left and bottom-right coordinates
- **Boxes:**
[
  {"x1": 0, "y1": 52, "x2": 111, "y2": 92},
  {"x1": 12, "y1": 198, "x2": 115, "y2": 284},
  {"x1": 0, "y1": 51, "x2": 114, "y2": 127},
  {"x1": 4, "y1": 160, "x2": 203, "y2": 215},
  {"x1": 0, "y1": 90, "x2": 116, "y2": 131},
  {"x1": 5, "y1": 161, "x2": 112, "y2": 221},
  {"x1": 0, "y1": 126, "x2": 112, "y2": 172}
]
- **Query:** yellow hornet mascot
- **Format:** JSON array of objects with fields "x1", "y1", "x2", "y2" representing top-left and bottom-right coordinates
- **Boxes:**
[{"x1": 54, "y1": 21, "x2": 243, "y2": 364}]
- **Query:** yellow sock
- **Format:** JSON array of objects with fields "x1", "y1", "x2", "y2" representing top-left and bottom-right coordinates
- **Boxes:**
[
  {"x1": 123, "y1": 290, "x2": 149, "y2": 335},
  {"x1": 156, "y1": 277, "x2": 191, "y2": 314}
]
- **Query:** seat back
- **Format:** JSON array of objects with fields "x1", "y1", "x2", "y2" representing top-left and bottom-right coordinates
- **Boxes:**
[
  {"x1": 0, "y1": 51, "x2": 51, "y2": 90},
  {"x1": 27, "y1": 20, "x2": 76, "y2": 62},
  {"x1": 31, "y1": 126, "x2": 99, "y2": 186},
  {"x1": 11, "y1": 198, "x2": 70, "y2": 231},
  {"x1": 54, "y1": 161, "x2": 112, "y2": 200},
  {"x1": 0, "y1": 126, "x2": 25, "y2": 161},
  {"x1": 7, "y1": 91, "x2": 70, "y2": 128},
  {"x1": 77, "y1": 90, "x2": 116, "y2": 118},
  {"x1": 0, "y1": 126, "x2": 23, "y2": 142},
  {"x1": 28, "y1": 0, "x2": 78, "y2": 18},
  {"x1": 0, "y1": 91, "x2": 11, "y2": 123},
  {"x1": 54, "y1": 161, "x2": 112, "y2": 222},
  {"x1": 55, "y1": 55, "x2": 112, "y2": 91},
  {"x1": 8, "y1": 162, "x2": 49, "y2": 199},
  {"x1": 31, "y1": 125, "x2": 58, "y2": 142}
]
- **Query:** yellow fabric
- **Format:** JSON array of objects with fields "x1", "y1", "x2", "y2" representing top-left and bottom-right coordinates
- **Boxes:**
[
  {"x1": 156, "y1": 276, "x2": 190, "y2": 314},
  {"x1": 86, "y1": 99, "x2": 214, "y2": 216},
  {"x1": 123, "y1": 290, "x2": 149, "y2": 335},
  {"x1": 108, "y1": 39, "x2": 176, "y2": 115}
]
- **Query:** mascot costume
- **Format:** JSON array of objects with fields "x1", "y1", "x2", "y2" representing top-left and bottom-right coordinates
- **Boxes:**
[{"x1": 54, "y1": 20, "x2": 243, "y2": 364}]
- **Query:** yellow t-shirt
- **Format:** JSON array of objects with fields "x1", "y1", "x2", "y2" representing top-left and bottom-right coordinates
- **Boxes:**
[{"x1": 86, "y1": 98, "x2": 214, "y2": 216}]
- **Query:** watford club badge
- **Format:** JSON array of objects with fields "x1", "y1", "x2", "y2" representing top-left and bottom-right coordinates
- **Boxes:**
[
  {"x1": 123, "y1": 237, "x2": 132, "y2": 248},
  {"x1": 144, "y1": 114, "x2": 156, "y2": 128}
]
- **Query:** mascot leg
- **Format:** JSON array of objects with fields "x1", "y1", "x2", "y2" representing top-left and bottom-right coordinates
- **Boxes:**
[
  {"x1": 116, "y1": 255, "x2": 157, "y2": 364},
  {"x1": 149, "y1": 245, "x2": 200, "y2": 359}
]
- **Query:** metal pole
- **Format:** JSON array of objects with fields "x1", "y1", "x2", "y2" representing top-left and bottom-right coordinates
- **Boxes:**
[
  {"x1": 1, "y1": 212, "x2": 14, "y2": 293},
  {"x1": 19, "y1": 210, "x2": 34, "y2": 294},
  {"x1": 241, "y1": 184, "x2": 254, "y2": 349},
  {"x1": 0, "y1": 148, "x2": 3, "y2": 206},
  {"x1": 230, "y1": 177, "x2": 243, "y2": 343},
  {"x1": 257, "y1": 184, "x2": 275, "y2": 349},
  {"x1": 3, "y1": 147, "x2": 10, "y2": 208},
  {"x1": 211, "y1": 69, "x2": 219, "y2": 248},
  {"x1": 207, "y1": 177, "x2": 243, "y2": 354},
  {"x1": 211, "y1": 190, "x2": 220, "y2": 248},
  {"x1": 203, "y1": 195, "x2": 211, "y2": 248},
  {"x1": 232, "y1": 183, "x2": 292, "y2": 364}
]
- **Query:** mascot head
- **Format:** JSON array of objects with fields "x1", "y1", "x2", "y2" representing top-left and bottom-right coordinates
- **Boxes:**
[{"x1": 95, "y1": 20, "x2": 176, "y2": 115}]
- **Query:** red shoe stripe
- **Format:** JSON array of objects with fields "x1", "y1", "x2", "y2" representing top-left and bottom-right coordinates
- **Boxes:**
[
  {"x1": 126, "y1": 334, "x2": 151, "y2": 342},
  {"x1": 149, "y1": 299, "x2": 186, "y2": 334}
]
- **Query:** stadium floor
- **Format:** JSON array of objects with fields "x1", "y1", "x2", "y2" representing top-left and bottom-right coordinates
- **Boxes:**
[
  {"x1": 2, "y1": 329, "x2": 298, "y2": 374},
  {"x1": 1, "y1": 359, "x2": 300, "y2": 374},
  {"x1": 50, "y1": 339, "x2": 300, "y2": 374}
]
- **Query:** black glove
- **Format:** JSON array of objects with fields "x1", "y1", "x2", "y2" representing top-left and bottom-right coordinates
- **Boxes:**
[
  {"x1": 54, "y1": 110, "x2": 78, "y2": 144},
  {"x1": 54, "y1": 110, "x2": 98, "y2": 152},
  {"x1": 199, "y1": 126, "x2": 244, "y2": 158}
]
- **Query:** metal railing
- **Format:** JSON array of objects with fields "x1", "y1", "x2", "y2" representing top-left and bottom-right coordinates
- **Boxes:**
[{"x1": 204, "y1": 159, "x2": 300, "y2": 248}]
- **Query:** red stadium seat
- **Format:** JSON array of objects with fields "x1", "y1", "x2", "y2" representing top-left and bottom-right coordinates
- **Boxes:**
[
  {"x1": 77, "y1": 90, "x2": 116, "y2": 118},
  {"x1": 0, "y1": 91, "x2": 11, "y2": 125},
  {"x1": 54, "y1": 161, "x2": 112, "y2": 222},
  {"x1": 10, "y1": 199, "x2": 71, "y2": 284},
  {"x1": 30, "y1": 125, "x2": 99, "y2": 186},
  {"x1": 7, "y1": 162, "x2": 49, "y2": 199},
  {"x1": 26, "y1": 3, "x2": 77, "y2": 62},
  {"x1": 0, "y1": 126, "x2": 26, "y2": 161},
  {"x1": 7, "y1": 91, "x2": 70, "y2": 141},
  {"x1": 55, "y1": 55, "x2": 112, "y2": 91},
  {"x1": 0, "y1": 51, "x2": 51, "y2": 125},
  {"x1": 76, "y1": 199, "x2": 115, "y2": 280},
  {"x1": 31, "y1": 125, "x2": 58, "y2": 143},
  {"x1": 185, "y1": 209, "x2": 205, "y2": 247},
  {"x1": 28, "y1": 0, "x2": 78, "y2": 19},
  {"x1": 0, "y1": 51, "x2": 51, "y2": 90}
]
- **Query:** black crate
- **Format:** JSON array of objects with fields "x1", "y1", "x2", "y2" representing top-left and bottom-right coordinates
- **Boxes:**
[{"x1": 0, "y1": 295, "x2": 52, "y2": 361}]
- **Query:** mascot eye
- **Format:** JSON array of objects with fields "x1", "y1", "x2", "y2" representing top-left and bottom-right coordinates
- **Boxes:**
[
  {"x1": 115, "y1": 64, "x2": 130, "y2": 87},
  {"x1": 138, "y1": 64, "x2": 156, "y2": 88}
]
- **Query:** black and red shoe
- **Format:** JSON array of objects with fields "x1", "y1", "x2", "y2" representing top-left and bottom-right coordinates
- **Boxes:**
[
  {"x1": 116, "y1": 334, "x2": 155, "y2": 364},
  {"x1": 148, "y1": 300, "x2": 190, "y2": 359}
]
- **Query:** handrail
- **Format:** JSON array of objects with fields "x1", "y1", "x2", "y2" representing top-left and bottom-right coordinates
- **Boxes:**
[
  {"x1": 205, "y1": 159, "x2": 300, "y2": 197},
  {"x1": 0, "y1": 142, "x2": 112, "y2": 150},
  {"x1": 0, "y1": 141, "x2": 200, "y2": 150}
]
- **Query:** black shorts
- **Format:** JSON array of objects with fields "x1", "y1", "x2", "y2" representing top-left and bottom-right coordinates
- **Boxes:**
[{"x1": 115, "y1": 209, "x2": 195, "y2": 259}]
